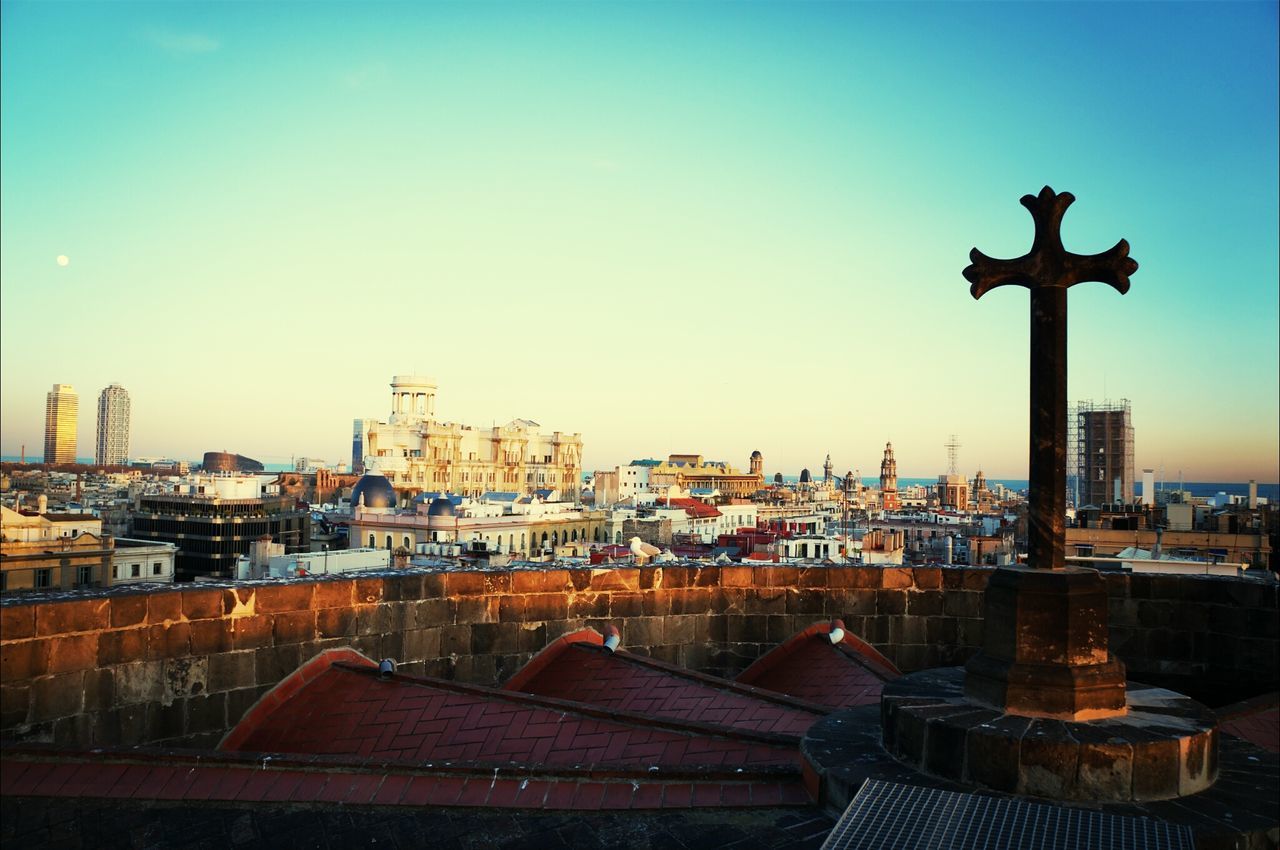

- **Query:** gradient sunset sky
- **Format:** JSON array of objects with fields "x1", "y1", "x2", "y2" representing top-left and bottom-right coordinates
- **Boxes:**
[{"x1": 2, "y1": 1, "x2": 1276, "y2": 481}]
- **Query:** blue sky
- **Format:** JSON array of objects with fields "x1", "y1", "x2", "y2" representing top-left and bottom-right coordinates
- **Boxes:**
[{"x1": 2, "y1": 1, "x2": 1276, "y2": 480}]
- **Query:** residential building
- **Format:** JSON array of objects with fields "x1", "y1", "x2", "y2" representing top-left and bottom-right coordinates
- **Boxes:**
[
  {"x1": 360, "y1": 376, "x2": 583, "y2": 500},
  {"x1": 95, "y1": 384, "x2": 131, "y2": 466},
  {"x1": 44, "y1": 384, "x2": 78, "y2": 464},
  {"x1": 645, "y1": 453, "x2": 764, "y2": 499}
]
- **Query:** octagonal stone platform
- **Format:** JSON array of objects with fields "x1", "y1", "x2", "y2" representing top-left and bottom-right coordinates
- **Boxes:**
[{"x1": 879, "y1": 667, "x2": 1217, "y2": 802}]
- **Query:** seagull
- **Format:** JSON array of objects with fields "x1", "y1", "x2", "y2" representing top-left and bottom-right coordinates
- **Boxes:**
[{"x1": 629, "y1": 536, "x2": 661, "y2": 562}]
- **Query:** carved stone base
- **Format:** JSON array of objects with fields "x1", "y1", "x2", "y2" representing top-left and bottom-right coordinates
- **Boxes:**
[
  {"x1": 964, "y1": 565, "x2": 1127, "y2": 720},
  {"x1": 881, "y1": 668, "x2": 1218, "y2": 802}
]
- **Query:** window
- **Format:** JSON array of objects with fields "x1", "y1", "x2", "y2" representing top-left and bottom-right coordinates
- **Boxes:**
[
  {"x1": 385, "y1": 535, "x2": 393, "y2": 550},
  {"x1": 76, "y1": 565, "x2": 93, "y2": 586},
  {"x1": 112, "y1": 565, "x2": 119, "y2": 579},
  {"x1": 153, "y1": 562, "x2": 163, "y2": 575},
  {"x1": 35, "y1": 568, "x2": 51, "y2": 588},
  {"x1": 403, "y1": 536, "x2": 411, "y2": 550},
  {"x1": 131, "y1": 563, "x2": 141, "y2": 578},
  {"x1": 369, "y1": 533, "x2": 376, "y2": 548}
]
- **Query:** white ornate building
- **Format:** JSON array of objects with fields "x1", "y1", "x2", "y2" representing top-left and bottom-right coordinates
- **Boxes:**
[{"x1": 359, "y1": 376, "x2": 584, "y2": 500}]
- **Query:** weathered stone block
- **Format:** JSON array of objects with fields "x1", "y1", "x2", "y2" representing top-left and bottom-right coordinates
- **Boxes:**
[
  {"x1": 588, "y1": 569, "x2": 639, "y2": 593},
  {"x1": 876, "y1": 589, "x2": 906, "y2": 615},
  {"x1": 746, "y1": 588, "x2": 787, "y2": 615},
  {"x1": 442, "y1": 624, "x2": 471, "y2": 656},
  {"x1": 568, "y1": 593, "x2": 608, "y2": 618},
  {"x1": 1, "y1": 639, "x2": 49, "y2": 681},
  {"x1": 208, "y1": 651, "x2": 257, "y2": 692},
  {"x1": 36, "y1": 598, "x2": 109, "y2": 635},
  {"x1": 253, "y1": 644, "x2": 301, "y2": 686},
  {"x1": 273, "y1": 610, "x2": 317, "y2": 644},
  {"x1": 881, "y1": 568, "x2": 914, "y2": 589},
  {"x1": 83, "y1": 667, "x2": 114, "y2": 713},
  {"x1": 663, "y1": 615, "x2": 697, "y2": 646},
  {"x1": 454, "y1": 596, "x2": 498, "y2": 624},
  {"x1": 146, "y1": 622, "x2": 191, "y2": 660},
  {"x1": 230, "y1": 614, "x2": 274, "y2": 650},
  {"x1": 188, "y1": 619, "x2": 234, "y2": 655},
  {"x1": 186, "y1": 692, "x2": 228, "y2": 735},
  {"x1": 622, "y1": 617, "x2": 662, "y2": 648},
  {"x1": 31, "y1": 672, "x2": 84, "y2": 721},
  {"x1": 787, "y1": 589, "x2": 825, "y2": 615},
  {"x1": 943, "y1": 591, "x2": 981, "y2": 618},
  {"x1": 181, "y1": 589, "x2": 224, "y2": 621},
  {"x1": 114, "y1": 660, "x2": 164, "y2": 705},
  {"x1": 147, "y1": 592, "x2": 182, "y2": 623},
  {"x1": 446, "y1": 573, "x2": 487, "y2": 596},
  {"x1": 525, "y1": 594, "x2": 568, "y2": 621},
  {"x1": 516, "y1": 623, "x2": 548, "y2": 653},
  {"x1": 47, "y1": 633, "x2": 97, "y2": 674},
  {"x1": 1, "y1": 683, "x2": 30, "y2": 728},
  {"x1": 906, "y1": 592, "x2": 943, "y2": 617},
  {"x1": 316, "y1": 607, "x2": 357, "y2": 638},
  {"x1": 1, "y1": 604, "x2": 36, "y2": 640},
  {"x1": 312, "y1": 580, "x2": 354, "y2": 609},
  {"x1": 356, "y1": 603, "x2": 393, "y2": 635},
  {"x1": 912, "y1": 568, "x2": 943, "y2": 590},
  {"x1": 164, "y1": 657, "x2": 208, "y2": 702},
  {"x1": 255, "y1": 583, "x2": 314, "y2": 614},
  {"x1": 609, "y1": 593, "x2": 644, "y2": 618},
  {"x1": 110, "y1": 595, "x2": 150, "y2": 629},
  {"x1": 354, "y1": 578, "x2": 386, "y2": 604}
]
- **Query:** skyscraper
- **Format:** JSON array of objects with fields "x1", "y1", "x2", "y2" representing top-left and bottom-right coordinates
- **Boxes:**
[
  {"x1": 95, "y1": 384, "x2": 131, "y2": 465},
  {"x1": 44, "y1": 384, "x2": 78, "y2": 464},
  {"x1": 1070, "y1": 400, "x2": 1135, "y2": 506}
]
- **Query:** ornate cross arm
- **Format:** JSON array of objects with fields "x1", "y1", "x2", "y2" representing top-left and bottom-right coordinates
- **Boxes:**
[{"x1": 963, "y1": 186, "x2": 1138, "y2": 299}]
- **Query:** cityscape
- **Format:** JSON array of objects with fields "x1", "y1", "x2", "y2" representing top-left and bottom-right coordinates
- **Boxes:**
[{"x1": 1, "y1": 2, "x2": 1277, "y2": 849}]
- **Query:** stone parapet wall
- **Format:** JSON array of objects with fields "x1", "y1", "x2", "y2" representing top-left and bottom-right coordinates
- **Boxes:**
[{"x1": 1, "y1": 566, "x2": 1276, "y2": 749}]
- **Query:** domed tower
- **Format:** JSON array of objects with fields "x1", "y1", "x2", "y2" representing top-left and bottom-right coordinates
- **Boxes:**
[
  {"x1": 749, "y1": 450, "x2": 763, "y2": 477},
  {"x1": 823, "y1": 453, "x2": 833, "y2": 486},
  {"x1": 350, "y1": 472, "x2": 399, "y2": 513},
  {"x1": 880, "y1": 442, "x2": 900, "y2": 510},
  {"x1": 799, "y1": 468, "x2": 812, "y2": 486}
]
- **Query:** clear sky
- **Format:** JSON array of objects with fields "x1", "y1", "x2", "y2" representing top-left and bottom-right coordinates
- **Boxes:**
[{"x1": 2, "y1": 1, "x2": 1276, "y2": 482}]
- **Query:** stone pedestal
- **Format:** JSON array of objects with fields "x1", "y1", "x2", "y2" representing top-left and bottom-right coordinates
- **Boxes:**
[
  {"x1": 880, "y1": 668, "x2": 1218, "y2": 802},
  {"x1": 964, "y1": 565, "x2": 1127, "y2": 720}
]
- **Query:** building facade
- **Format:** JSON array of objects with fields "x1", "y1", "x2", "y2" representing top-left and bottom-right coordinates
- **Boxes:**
[
  {"x1": 360, "y1": 376, "x2": 583, "y2": 500},
  {"x1": 95, "y1": 384, "x2": 131, "y2": 466},
  {"x1": 44, "y1": 384, "x2": 78, "y2": 464},
  {"x1": 1071, "y1": 400, "x2": 1135, "y2": 506},
  {"x1": 645, "y1": 453, "x2": 764, "y2": 499},
  {"x1": 129, "y1": 474, "x2": 310, "y2": 581}
]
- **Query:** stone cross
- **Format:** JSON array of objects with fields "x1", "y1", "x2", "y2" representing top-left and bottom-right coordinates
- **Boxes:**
[{"x1": 963, "y1": 187, "x2": 1137, "y2": 570}]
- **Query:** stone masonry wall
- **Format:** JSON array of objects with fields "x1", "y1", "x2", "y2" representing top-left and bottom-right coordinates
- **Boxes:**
[{"x1": 0, "y1": 565, "x2": 1275, "y2": 749}]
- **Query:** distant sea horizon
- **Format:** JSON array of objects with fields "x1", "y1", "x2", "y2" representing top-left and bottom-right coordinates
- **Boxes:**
[{"x1": 3, "y1": 456, "x2": 1275, "y2": 502}]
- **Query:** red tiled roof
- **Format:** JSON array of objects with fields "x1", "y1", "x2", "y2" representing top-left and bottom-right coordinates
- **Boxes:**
[
  {"x1": 507, "y1": 642, "x2": 827, "y2": 737},
  {"x1": 221, "y1": 657, "x2": 799, "y2": 772},
  {"x1": 1218, "y1": 693, "x2": 1280, "y2": 753},
  {"x1": 658, "y1": 498, "x2": 721, "y2": 519},
  {"x1": 0, "y1": 746, "x2": 812, "y2": 811},
  {"x1": 736, "y1": 620, "x2": 899, "y2": 709}
]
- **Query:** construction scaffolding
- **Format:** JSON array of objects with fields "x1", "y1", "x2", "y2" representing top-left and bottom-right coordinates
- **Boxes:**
[{"x1": 1068, "y1": 399, "x2": 1134, "y2": 507}]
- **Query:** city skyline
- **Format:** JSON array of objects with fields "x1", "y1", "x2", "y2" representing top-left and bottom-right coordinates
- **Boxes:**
[{"x1": 2, "y1": 2, "x2": 1276, "y2": 481}]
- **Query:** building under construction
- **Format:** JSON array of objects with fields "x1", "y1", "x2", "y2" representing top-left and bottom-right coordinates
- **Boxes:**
[{"x1": 1068, "y1": 399, "x2": 1134, "y2": 507}]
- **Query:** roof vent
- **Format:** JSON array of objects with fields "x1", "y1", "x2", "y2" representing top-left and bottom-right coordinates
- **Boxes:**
[
  {"x1": 378, "y1": 658, "x2": 397, "y2": 679},
  {"x1": 603, "y1": 625, "x2": 622, "y2": 653},
  {"x1": 828, "y1": 619, "x2": 846, "y2": 645}
]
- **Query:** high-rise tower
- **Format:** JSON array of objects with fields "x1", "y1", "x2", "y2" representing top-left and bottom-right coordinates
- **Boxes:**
[
  {"x1": 879, "y1": 441, "x2": 899, "y2": 510},
  {"x1": 1069, "y1": 400, "x2": 1134, "y2": 506},
  {"x1": 95, "y1": 384, "x2": 130, "y2": 465},
  {"x1": 44, "y1": 384, "x2": 78, "y2": 464}
]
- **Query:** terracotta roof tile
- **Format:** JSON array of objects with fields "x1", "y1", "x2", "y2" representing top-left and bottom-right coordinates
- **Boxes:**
[{"x1": 736, "y1": 620, "x2": 898, "y2": 709}]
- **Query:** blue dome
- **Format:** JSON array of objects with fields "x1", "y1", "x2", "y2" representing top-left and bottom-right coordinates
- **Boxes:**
[
  {"x1": 426, "y1": 496, "x2": 456, "y2": 518},
  {"x1": 351, "y1": 473, "x2": 398, "y2": 510}
]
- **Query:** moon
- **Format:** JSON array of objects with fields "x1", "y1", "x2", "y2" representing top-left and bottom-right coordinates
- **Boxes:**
[{"x1": 56, "y1": 255, "x2": 70, "y2": 267}]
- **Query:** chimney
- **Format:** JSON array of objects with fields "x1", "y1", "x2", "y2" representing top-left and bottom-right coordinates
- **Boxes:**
[{"x1": 37, "y1": 494, "x2": 48, "y2": 514}]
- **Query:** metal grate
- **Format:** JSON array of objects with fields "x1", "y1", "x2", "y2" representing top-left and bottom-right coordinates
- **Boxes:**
[{"x1": 821, "y1": 780, "x2": 1195, "y2": 850}]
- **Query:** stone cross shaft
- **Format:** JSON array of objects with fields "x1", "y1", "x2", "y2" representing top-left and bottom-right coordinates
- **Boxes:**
[{"x1": 964, "y1": 187, "x2": 1137, "y2": 570}]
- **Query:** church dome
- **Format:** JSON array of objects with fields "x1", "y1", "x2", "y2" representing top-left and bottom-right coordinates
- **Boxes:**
[
  {"x1": 750, "y1": 450, "x2": 762, "y2": 460},
  {"x1": 799, "y1": 468, "x2": 812, "y2": 484},
  {"x1": 426, "y1": 496, "x2": 456, "y2": 518},
  {"x1": 351, "y1": 473, "x2": 398, "y2": 510}
]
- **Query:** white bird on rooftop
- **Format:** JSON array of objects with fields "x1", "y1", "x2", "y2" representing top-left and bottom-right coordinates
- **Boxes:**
[{"x1": 629, "y1": 536, "x2": 661, "y2": 561}]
